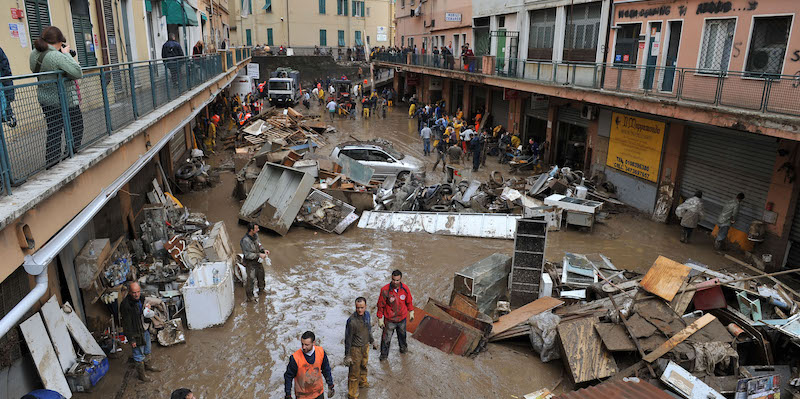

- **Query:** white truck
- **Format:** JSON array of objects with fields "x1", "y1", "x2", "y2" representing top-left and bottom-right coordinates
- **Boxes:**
[{"x1": 267, "y1": 67, "x2": 301, "y2": 107}]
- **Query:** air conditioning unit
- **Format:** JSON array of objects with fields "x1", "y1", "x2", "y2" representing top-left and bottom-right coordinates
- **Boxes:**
[
  {"x1": 749, "y1": 45, "x2": 785, "y2": 75},
  {"x1": 581, "y1": 105, "x2": 597, "y2": 120}
]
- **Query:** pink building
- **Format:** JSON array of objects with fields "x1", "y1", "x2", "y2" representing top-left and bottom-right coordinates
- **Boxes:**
[{"x1": 395, "y1": 0, "x2": 473, "y2": 51}]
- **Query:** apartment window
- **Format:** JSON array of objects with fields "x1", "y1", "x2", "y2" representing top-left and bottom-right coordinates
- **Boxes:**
[
  {"x1": 613, "y1": 24, "x2": 641, "y2": 66},
  {"x1": 367, "y1": 7, "x2": 370, "y2": 17},
  {"x1": 319, "y1": 0, "x2": 325, "y2": 14},
  {"x1": 745, "y1": 16, "x2": 792, "y2": 77},
  {"x1": 320, "y1": 29, "x2": 327, "y2": 46},
  {"x1": 563, "y1": 2, "x2": 601, "y2": 62},
  {"x1": 246, "y1": 29, "x2": 252, "y2": 46},
  {"x1": 698, "y1": 18, "x2": 735, "y2": 72},
  {"x1": 401, "y1": 35, "x2": 405, "y2": 46},
  {"x1": 267, "y1": 28, "x2": 273, "y2": 45},
  {"x1": 401, "y1": 0, "x2": 405, "y2": 8},
  {"x1": 528, "y1": 8, "x2": 556, "y2": 60},
  {"x1": 499, "y1": 16, "x2": 505, "y2": 28},
  {"x1": 338, "y1": 30, "x2": 345, "y2": 46},
  {"x1": 263, "y1": 0, "x2": 271, "y2": 12},
  {"x1": 355, "y1": 31, "x2": 363, "y2": 46},
  {"x1": 353, "y1": 1, "x2": 364, "y2": 17},
  {"x1": 337, "y1": 0, "x2": 348, "y2": 15}
]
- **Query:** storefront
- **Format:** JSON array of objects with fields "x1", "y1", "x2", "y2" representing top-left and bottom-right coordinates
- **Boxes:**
[
  {"x1": 787, "y1": 200, "x2": 800, "y2": 267},
  {"x1": 597, "y1": 110, "x2": 665, "y2": 212},
  {"x1": 555, "y1": 107, "x2": 588, "y2": 169},
  {"x1": 450, "y1": 81, "x2": 464, "y2": 115},
  {"x1": 679, "y1": 126, "x2": 777, "y2": 232},
  {"x1": 490, "y1": 89, "x2": 509, "y2": 129},
  {"x1": 429, "y1": 77, "x2": 443, "y2": 104},
  {"x1": 523, "y1": 96, "x2": 548, "y2": 143}
]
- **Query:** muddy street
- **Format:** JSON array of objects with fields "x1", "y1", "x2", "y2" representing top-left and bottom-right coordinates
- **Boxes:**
[{"x1": 105, "y1": 102, "x2": 734, "y2": 399}]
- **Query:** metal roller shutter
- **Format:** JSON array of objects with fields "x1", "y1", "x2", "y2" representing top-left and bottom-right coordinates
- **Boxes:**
[
  {"x1": 170, "y1": 127, "x2": 188, "y2": 168},
  {"x1": 491, "y1": 90, "x2": 509, "y2": 128},
  {"x1": 680, "y1": 126, "x2": 776, "y2": 232},
  {"x1": 786, "y1": 200, "x2": 800, "y2": 267},
  {"x1": 558, "y1": 106, "x2": 588, "y2": 128}
]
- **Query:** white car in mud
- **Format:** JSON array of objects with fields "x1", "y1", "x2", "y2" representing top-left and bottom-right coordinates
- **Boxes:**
[{"x1": 330, "y1": 142, "x2": 423, "y2": 180}]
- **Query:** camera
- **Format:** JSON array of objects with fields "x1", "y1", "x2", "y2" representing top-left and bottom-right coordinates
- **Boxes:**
[{"x1": 61, "y1": 43, "x2": 77, "y2": 58}]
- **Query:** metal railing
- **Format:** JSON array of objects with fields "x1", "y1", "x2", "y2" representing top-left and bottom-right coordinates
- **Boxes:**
[
  {"x1": 373, "y1": 52, "x2": 800, "y2": 118},
  {"x1": 0, "y1": 48, "x2": 251, "y2": 196}
]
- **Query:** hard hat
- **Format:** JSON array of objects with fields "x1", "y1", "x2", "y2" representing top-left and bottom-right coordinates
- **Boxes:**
[
  {"x1": 364, "y1": 79, "x2": 368, "y2": 85},
  {"x1": 211, "y1": 115, "x2": 220, "y2": 124}
]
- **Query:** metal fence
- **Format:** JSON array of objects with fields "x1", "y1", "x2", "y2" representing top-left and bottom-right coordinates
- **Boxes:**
[
  {"x1": 0, "y1": 48, "x2": 251, "y2": 196},
  {"x1": 373, "y1": 52, "x2": 800, "y2": 117}
]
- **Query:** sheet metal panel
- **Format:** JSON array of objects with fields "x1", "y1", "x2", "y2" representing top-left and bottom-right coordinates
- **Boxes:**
[
  {"x1": 680, "y1": 126, "x2": 776, "y2": 232},
  {"x1": 357, "y1": 211, "x2": 521, "y2": 239},
  {"x1": 239, "y1": 162, "x2": 314, "y2": 235}
]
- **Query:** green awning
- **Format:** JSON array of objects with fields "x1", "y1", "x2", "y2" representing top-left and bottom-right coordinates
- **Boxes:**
[
  {"x1": 201, "y1": 12, "x2": 207, "y2": 21},
  {"x1": 162, "y1": 0, "x2": 199, "y2": 26},
  {"x1": 263, "y1": 0, "x2": 271, "y2": 10},
  {"x1": 145, "y1": 0, "x2": 152, "y2": 12}
]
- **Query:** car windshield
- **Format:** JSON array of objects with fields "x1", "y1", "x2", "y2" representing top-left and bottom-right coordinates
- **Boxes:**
[
  {"x1": 269, "y1": 81, "x2": 291, "y2": 91},
  {"x1": 383, "y1": 147, "x2": 404, "y2": 160}
]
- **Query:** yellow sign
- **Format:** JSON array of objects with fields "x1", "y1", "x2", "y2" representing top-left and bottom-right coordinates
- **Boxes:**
[{"x1": 606, "y1": 112, "x2": 665, "y2": 182}]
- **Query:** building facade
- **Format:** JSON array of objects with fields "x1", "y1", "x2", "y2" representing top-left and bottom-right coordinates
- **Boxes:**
[
  {"x1": 395, "y1": 0, "x2": 473, "y2": 52},
  {"x1": 379, "y1": 0, "x2": 800, "y2": 269},
  {"x1": 234, "y1": 0, "x2": 393, "y2": 49}
]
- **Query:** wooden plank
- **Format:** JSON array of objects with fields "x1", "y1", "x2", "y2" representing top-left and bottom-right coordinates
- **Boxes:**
[
  {"x1": 642, "y1": 313, "x2": 716, "y2": 363},
  {"x1": 640, "y1": 256, "x2": 691, "y2": 301},
  {"x1": 62, "y1": 302, "x2": 105, "y2": 356},
  {"x1": 670, "y1": 280, "x2": 696, "y2": 316},
  {"x1": 490, "y1": 296, "x2": 564, "y2": 338},
  {"x1": 595, "y1": 323, "x2": 636, "y2": 352},
  {"x1": 557, "y1": 316, "x2": 618, "y2": 383},
  {"x1": 41, "y1": 296, "x2": 77, "y2": 373},
  {"x1": 20, "y1": 314, "x2": 73, "y2": 398}
]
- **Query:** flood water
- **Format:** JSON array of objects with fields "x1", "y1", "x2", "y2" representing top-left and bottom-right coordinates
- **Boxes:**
[{"x1": 102, "y1": 101, "x2": 734, "y2": 399}]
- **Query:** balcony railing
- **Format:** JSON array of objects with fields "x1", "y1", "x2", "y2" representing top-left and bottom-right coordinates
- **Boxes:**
[
  {"x1": 374, "y1": 52, "x2": 800, "y2": 118},
  {"x1": 0, "y1": 47, "x2": 251, "y2": 196}
]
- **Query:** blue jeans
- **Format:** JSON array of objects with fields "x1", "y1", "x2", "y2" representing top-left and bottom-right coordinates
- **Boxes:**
[
  {"x1": 380, "y1": 319, "x2": 407, "y2": 358},
  {"x1": 132, "y1": 330, "x2": 151, "y2": 362},
  {"x1": 716, "y1": 225, "x2": 730, "y2": 243},
  {"x1": 423, "y1": 138, "x2": 431, "y2": 155}
]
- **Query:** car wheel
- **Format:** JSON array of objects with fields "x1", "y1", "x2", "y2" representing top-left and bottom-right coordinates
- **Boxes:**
[{"x1": 397, "y1": 171, "x2": 409, "y2": 182}]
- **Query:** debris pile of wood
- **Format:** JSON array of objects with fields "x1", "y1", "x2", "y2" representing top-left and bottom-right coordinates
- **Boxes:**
[{"x1": 234, "y1": 107, "x2": 329, "y2": 151}]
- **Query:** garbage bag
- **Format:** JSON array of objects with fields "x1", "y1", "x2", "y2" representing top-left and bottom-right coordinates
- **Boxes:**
[{"x1": 527, "y1": 311, "x2": 561, "y2": 362}]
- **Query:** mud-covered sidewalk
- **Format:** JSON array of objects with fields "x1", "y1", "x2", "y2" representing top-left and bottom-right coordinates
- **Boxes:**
[{"x1": 91, "y1": 102, "x2": 744, "y2": 399}]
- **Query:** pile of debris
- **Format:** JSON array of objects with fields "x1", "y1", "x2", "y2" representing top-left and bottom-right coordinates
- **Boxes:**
[
  {"x1": 424, "y1": 216, "x2": 800, "y2": 398},
  {"x1": 232, "y1": 107, "x2": 330, "y2": 153}
]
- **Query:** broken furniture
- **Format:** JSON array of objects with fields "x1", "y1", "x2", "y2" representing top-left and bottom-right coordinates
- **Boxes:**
[
  {"x1": 452, "y1": 253, "x2": 512, "y2": 316},
  {"x1": 296, "y1": 189, "x2": 358, "y2": 234},
  {"x1": 544, "y1": 194, "x2": 603, "y2": 231},
  {"x1": 239, "y1": 162, "x2": 315, "y2": 235},
  {"x1": 509, "y1": 217, "x2": 548, "y2": 307}
]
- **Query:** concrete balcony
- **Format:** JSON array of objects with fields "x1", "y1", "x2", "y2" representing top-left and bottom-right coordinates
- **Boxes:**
[
  {"x1": 374, "y1": 53, "x2": 800, "y2": 140},
  {"x1": 0, "y1": 49, "x2": 251, "y2": 281}
]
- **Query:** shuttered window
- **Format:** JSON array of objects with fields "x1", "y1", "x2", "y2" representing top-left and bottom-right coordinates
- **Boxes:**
[
  {"x1": 320, "y1": 29, "x2": 327, "y2": 46},
  {"x1": 528, "y1": 8, "x2": 555, "y2": 60},
  {"x1": 25, "y1": 0, "x2": 51, "y2": 46}
]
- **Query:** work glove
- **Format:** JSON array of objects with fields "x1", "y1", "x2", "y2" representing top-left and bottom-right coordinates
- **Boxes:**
[
  {"x1": 409, "y1": 310, "x2": 415, "y2": 322},
  {"x1": 328, "y1": 386, "x2": 335, "y2": 397},
  {"x1": 378, "y1": 316, "x2": 384, "y2": 329},
  {"x1": 343, "y1": 356, "x2": 353, "y2": 367}
]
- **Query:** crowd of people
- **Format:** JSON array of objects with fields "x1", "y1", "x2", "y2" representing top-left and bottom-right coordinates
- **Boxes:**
[
  {"x1": 373, "y1": 43, "x2": 478, "y2": 71},
  {"x1": 408, "y1": 99, "x2": 544, "y2": 173}
]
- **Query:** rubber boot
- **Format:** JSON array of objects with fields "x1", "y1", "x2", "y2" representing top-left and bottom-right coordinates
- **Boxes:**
[
  {"x1": 144, "y1": 355, "x2": 162, "y2": 372},
  {"x1": 136, "y1": 362, "x2": 151, "y2": 382}
]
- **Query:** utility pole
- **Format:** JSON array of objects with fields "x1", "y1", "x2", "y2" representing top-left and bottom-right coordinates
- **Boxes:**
[{"x1": 286, "y1": 0, "x2": 290, "y2": 46}]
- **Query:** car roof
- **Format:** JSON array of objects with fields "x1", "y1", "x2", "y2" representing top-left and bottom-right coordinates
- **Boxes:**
[{"x1": 340, "y1": 144, "x2": 383, "y2": 151}]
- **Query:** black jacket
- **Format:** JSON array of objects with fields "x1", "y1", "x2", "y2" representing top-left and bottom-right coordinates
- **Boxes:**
[
  {"x1": 0, "y1": 47, "x2": 14, "y2": 102},
  {"x1": 120, "y1": 295, "x2": 147, "y2": 346},
  {"x1": 161, "y1": 40, "x2": 184, "y2": 59}
]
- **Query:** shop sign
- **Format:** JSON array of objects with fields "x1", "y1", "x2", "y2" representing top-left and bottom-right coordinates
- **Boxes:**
[
  {"x1": 503, "y1": 88, "x2": 520, "y2": 100},
  {"x1": 407, "y1": 73, "x2": 418, "y2": 86},
  {"x1": 429, "y1": 77, "x2": 442, "y2": 90},
  {"x1": 606, "y1": 112, "x2": 665, "y2": 183}
]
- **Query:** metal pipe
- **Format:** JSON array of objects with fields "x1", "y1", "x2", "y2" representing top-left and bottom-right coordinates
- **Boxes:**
[
  {"x1": 0, "y1": 272, "x2": 48, "y2": 339},
  {"x1": 22, "y1": 64, "x2": 238, "y2": 276}
]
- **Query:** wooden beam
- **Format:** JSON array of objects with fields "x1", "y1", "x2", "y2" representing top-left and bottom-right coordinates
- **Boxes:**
[
  {"x1": 642, "y1": 313, "x2": 716, "y2": 363},
  {"x1": 724, "y1": 254, "x2": 800, "y2": 298}
]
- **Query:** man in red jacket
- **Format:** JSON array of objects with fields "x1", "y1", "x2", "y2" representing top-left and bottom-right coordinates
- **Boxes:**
[{"x1": 376, "y1": 269, "x2": 414, "y2": 361}]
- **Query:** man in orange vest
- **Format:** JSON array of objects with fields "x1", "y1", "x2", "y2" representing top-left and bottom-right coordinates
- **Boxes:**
[{"x1": 284, "y1": 331, "x2": 335, "y2": 399}]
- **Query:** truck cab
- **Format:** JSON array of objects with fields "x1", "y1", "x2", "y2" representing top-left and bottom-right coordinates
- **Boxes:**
[{"x1": 268, "y1": 68, "x2": 301, "y2": 107}]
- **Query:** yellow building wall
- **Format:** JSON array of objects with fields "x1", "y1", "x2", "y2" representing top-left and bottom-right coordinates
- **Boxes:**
[{"x1": 237, "y1": 0, "x2": 392, "y2": 47}]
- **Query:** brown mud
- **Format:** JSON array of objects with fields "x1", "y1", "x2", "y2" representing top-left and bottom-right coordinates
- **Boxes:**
[{"x1": 90, "y1": 101, "x2": 733, "y2": 399}]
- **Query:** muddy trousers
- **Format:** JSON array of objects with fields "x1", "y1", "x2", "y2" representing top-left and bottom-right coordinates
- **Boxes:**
[
  {"x1": 347, "y1": 345, "x2": 369, "y2": 398},
  {"x1": 380, "y1": 319, "x2": 407, "y2": 358},
  {"x1": 681, "y1": 227, "x2": 694, "y2": 243},
  {"x1": 715, "y1": 225, "x2": 730, "y2": 250},
  {"x1": 432, "y1": 151, "x2": 446, "y2": 172},
  {"x1": 245, "y1": 261, "x2": 265, "y2": 299}
]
